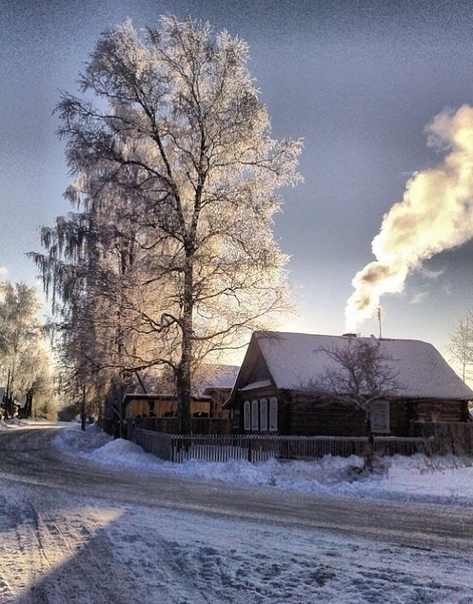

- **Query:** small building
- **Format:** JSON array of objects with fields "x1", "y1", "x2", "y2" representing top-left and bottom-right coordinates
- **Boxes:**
[
  {"x1": 224, "y1": 331, "x2": 473, "y2": 437},
  {"x1": 120, "y1": 393, "x2": 214, "y2": 438},
  {"x1": 194, "y1": 364, "x2": 240, "y2": 419},
  {"x1": 120, "y1": 365, "x2": 240, "y2": 436},
  {"x1": 122, "y1": 393, "x2": 211, "y2": 420},
  {"x1": 122, "y1": 364, "x2": 240, "y2": 421}
]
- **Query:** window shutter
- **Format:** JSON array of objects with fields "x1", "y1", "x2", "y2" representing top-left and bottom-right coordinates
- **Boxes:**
[
  {"x1": 243, "y1": 400, "x2": 251, "y2": 431},
  {"x1": 269, "y1": 397, "x2": 278, "y2": 432},
  {"x1": 251, "y1": 399, "x2": 259, "y2": 431},
  {"x1": 260, "y1": 398, "x2": 268, "y2": 431}
]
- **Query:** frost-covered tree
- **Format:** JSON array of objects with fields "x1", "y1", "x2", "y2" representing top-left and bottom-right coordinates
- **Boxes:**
[
  {"x1": 448, "y1": 315, "x2": 473, "y2": 384},
  {"x1": 32, "y1": 189, "x2": 172, "y2": 424},
  {"x1": 0, "y1": 282, "x2": 51, "y2": 418},
  {"x1": 33, "y1": 16, "x2": 302, "y2": 433}
]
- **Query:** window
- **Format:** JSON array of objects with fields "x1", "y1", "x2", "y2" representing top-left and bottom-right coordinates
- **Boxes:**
[
  {"x1": 260, "y1": 398, "x2": 268, "y2": 431},
  {"x1": 243, "y1": 400, "x2": 251, "y2": 431},
  {"x1": 243, "y1": 396, "x2": 278, "y2": 432},
  {"x1": 370, "y1": 400, "x2": 390, "y2": 433},
  {"x1": 251, "y1": 399, "x2": 259, "y2": 431},
  {"x1": 269, "y1": 397, "x2": 278, "y2": 432}
]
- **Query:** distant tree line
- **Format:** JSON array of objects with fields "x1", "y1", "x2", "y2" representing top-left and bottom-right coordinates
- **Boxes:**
[
  {"x1": 0, "y1": 281, "x2": 56, "y2": 420},
  {"x1": 30, "y1": 16, "x2": 302, "y2": 432}
]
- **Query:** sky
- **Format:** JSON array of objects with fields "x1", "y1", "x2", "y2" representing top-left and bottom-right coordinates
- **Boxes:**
[{"x1": 2, "y1": 0, "x2": 473, "y2": 360}]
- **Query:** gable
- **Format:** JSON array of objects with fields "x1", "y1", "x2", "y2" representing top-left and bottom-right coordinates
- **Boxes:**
[{"x1": 230, "y1": 335, "x2": 275, "y2": 395}]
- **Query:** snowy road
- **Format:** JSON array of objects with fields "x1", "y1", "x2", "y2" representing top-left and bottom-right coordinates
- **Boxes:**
[{"x1": 0, "y1": 425, "x2": 473, "y2": 603}]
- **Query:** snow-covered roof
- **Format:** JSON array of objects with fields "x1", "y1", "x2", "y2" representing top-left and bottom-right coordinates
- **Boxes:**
[
  {"x1": 194, "y1": 364, "x2": 240, "y2": 395},
  {"x1": 242, "y1": 331, "x2": 473, "y2": 400},
  {"x1": 239, "y1": 380, "x2": 272, "y2": 391}
]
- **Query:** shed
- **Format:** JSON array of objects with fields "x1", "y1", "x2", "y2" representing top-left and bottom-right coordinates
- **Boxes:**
[{"x1": 122, "y1": 393, "x2": 211, "y2": 419}]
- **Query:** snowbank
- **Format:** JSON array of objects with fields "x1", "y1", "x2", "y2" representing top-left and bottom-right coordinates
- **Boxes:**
[{"x1": 52, "y1": 422, "x2": 473, "y2": 506}]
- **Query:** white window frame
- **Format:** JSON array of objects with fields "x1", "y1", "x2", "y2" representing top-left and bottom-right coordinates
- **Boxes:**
[
  {"x1": 251, "y1": 399, "x2": 259, "y2": 431},
  {"x1": 370, "y1": 399, "x2": 390, "y2": 433},
  {"x1": 269, "y1": 397, "x2": 278, "y2": 432},
  {"x1": 260, "y1": 398, "x2": 268, "y2": 431},
  {"x1": 243, "y1": 400, "x2": 251, "y2": 431}
]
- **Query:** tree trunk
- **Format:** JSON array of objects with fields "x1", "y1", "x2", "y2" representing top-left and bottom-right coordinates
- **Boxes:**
[
  {"x1": 24, "y1": 390, "x2": 33, "y2": 418},
  {"x1": 365, "y1": 414, "x2": 375, "y2": 473},
  {"x1": 176, "y1": 257, "x2": 194, "y2": 435},
  {"x1": 176, "y1": 360, "x2": 191, "y2": 435}
]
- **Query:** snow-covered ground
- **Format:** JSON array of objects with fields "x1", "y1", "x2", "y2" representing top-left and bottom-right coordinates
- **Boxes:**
[
  {"x1": 1, "y1": 420, "x2": 473, "y2": 604},
  {"x1": 51, "y1": 420, "x2": 473, "y2": 507}
]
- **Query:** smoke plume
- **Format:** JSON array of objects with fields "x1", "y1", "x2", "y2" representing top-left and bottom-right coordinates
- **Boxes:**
[{"x1": 345, "y1": 104, "x2": 473, "y2": 332}]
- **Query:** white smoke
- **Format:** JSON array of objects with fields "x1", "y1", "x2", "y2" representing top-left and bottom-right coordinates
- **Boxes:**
[{"x1": 345, "y1": 104, "x2": 473, "y2": 332}]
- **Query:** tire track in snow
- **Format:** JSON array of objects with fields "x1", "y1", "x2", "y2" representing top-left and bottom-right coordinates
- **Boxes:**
[
  {"x1": 0, "y1": 479, "x2": 125, "y2": 604},
  {"x1": 0, "y1": 496, "x2": 77, "y2": 600},
  {"x1": 1, "y1": 426, "x2": 473, "y2": 603}
]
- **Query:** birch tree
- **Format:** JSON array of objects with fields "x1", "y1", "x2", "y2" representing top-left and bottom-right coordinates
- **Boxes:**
[
  {"x1": 448, "y1": 315, "x2": 473, "y2": 383},
  {"x1": 308, "y1": 337, "x2": 399, "y2": 471},
  {"x1": 33, "y1": 16, "x2": 302, "y2": 433},
  {"x1": 32, "y1": 204, "x2": 146, "y2": 422}
]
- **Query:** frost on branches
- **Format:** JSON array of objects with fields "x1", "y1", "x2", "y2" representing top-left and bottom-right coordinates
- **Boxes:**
[{"x1": 33, "y1": 16, "x2": 302, "y2": 432}]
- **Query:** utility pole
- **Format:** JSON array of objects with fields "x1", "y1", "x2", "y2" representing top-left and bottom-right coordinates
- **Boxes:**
[{"x1": 377, "y1": 307, "x2": 383, "y2": 339}]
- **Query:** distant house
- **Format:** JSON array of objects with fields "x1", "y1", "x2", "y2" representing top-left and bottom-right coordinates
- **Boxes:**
[
  {"x1": 122, "y1": 364, "x2": 239, "y2": 420},
  {"x1": 119, "y1": 365, "x2": 240, "y2": 436},
  {"x1": 224, "y1": 332, "x2": 473, "y2": 437},
  {"x1": 194, "y1": 364, "x2": 240, "y2": 418},
  {"x1": 122, "y1": 393, "x2": 212, "y2": 420}
]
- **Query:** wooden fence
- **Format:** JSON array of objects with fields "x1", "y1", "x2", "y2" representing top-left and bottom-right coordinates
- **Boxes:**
[
  {"x1": 133, "y1": 430, "x2": 447, "y2": 463},
  {"x1": 413, "y1": 421, "x2": 473, "y2": 456}
]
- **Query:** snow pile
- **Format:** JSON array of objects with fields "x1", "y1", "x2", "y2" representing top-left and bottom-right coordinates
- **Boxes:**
[
  {"x1": 0, "y1": 418, "x2": 28, "y2": 430},
  {"x1": 54, "y1": 422, "x2": 114, "y2": 454},
  {"x1": 0, "y1": 418, "x2": 53, "y2": 430},
  {"x1": 53, "y1": 422, "x2": 473, "y2": 506},
  {"x1": 89, "y1": 437, "x2": 163, "y2": 470}
]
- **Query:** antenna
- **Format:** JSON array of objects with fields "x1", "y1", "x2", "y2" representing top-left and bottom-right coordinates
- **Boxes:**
[{"x1": 376, "y1": 307, "x2": 382, "y2": 339}]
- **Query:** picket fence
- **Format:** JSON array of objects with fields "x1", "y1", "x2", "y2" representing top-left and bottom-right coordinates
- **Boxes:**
[{"x1": 133, "y1": 430, "x2": 444, "y2": 463}]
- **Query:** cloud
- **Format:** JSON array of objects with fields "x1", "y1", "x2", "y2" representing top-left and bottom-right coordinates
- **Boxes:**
[
  {"x1": 417, "y1": 266, "x2": 445, "y2": 280},
  {"x1": 408, "y1": 292, "x2": 428, "y2": 305}
]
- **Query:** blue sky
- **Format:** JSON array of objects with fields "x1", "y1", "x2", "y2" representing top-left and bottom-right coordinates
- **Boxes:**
[{"x1": 2, "y1": 0, "x2": 473, "y2": 358}]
